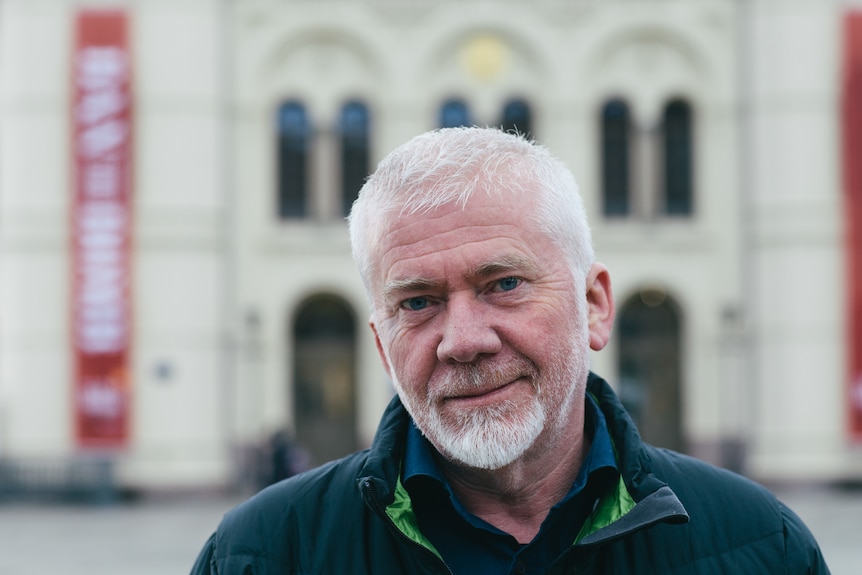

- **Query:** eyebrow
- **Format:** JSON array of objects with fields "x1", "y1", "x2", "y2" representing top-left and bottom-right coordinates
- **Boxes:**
[
  {"x1": 469, "y1": 255, "x2": 537, "y2": 280},
  {"x1": 381, "y1": 254, "x2": 538, "y2": 302},
  {"x1": 381, "y1": 277, "x2": 442, "y2": 302}
]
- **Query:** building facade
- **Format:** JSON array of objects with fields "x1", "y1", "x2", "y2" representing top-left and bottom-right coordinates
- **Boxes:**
[{"x1": 1, "y1": 0, "x2": 860, "y2": 492}]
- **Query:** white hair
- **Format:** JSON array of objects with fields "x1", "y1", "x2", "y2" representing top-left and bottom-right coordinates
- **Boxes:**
[{"x1": 347, "y1": 127, "x2": 595, "y2": 304}]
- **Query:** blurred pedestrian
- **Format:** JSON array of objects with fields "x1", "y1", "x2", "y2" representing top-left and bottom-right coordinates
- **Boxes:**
[{"x1": 265, "y1": 430, "x2": 309, "y2": 486}]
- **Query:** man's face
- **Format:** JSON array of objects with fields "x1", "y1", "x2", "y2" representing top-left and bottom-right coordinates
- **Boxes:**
[{"x1": 369, "y1": 187, "x2": 593, "y2": 470}]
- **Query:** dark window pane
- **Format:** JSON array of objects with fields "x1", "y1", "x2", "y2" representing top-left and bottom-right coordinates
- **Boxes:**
[
  {"x1": 340, "y1": 101, "x2": 370, "y2": 217},
  {"x1": 663, "y1": 99, "x2": 693, "y2": 215},
  {"x1": 440, "y1": 99, "x2": 472, "y2": 128},
  {"x1": 601, "y1": 99, "x2": 631, "y2": 217},
  {"x1": 277, "y1": 102, "x2": 310, "y2": 219},
  {"x1": 500, "y1": 99, "x2": 532, "y2": 139}
]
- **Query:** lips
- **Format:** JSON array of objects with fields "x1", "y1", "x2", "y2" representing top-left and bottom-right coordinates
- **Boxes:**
[
  {"x1": 450, "y1": 378, "x2": 519, "y2": 400},
  {"x1": 431, "y1": 356, "x2": 539, "y2": 404},
  {"x1": 441, "y1": 378, "x2": 537, "y2": 411}
]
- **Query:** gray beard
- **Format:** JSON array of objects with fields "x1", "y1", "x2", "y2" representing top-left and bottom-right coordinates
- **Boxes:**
[{"x1": 395, "y1": 351, "x2": 585, "y2": 470}]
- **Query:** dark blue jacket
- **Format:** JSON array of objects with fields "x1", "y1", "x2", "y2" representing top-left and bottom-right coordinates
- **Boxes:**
[{"x1": 191, "y1": 373, "x2": 829, "y2": 574}]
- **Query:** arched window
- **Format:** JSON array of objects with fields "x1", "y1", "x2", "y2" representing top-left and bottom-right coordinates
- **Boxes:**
[
  {"x1": 500, "y1": 99, "x2": 532, "y2": 139},
  {"x1": 662, "y1": 99, "x2": 693, "y2": 215},
  {"x1": 277, "y1": 101, "x2": 310, "y2": 219},
  {"x1": 601, "y1": 98, "x2": 631, "y2": 217},
  {"x1": 339, "y1": 101, "x2": 370, "y2": 216},
  {"x1": 293, "y1": 294, "x2": 357, "y2": 467},
  {"x1": 440, "y1": 99, "x2": 472, "y2": 128},
  {"x1": 617, "y1": 287, "x2": 684, "y2": 452}
]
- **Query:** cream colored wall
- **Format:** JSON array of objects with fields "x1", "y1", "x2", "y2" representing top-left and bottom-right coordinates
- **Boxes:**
[
  {"x1": 0, "y1": 0, "x2": 234, "y2": 488},
  {"x1": 0, "y1": 0, "x2": 858, "y2": 490},
  {"x1": 1, "y1": 1, "x2": 78, "y2": 457},
  {"x1": 231, "y1": 2, "x2": 390, "y2": 453},
  {"x1": 571, "y1": 3, "x2": 743, "y2": 461},
  {"x1": 745, "y1": 1, "x2": 854, "y2": 480},
  {"x1": 232, "y1": 0, "x2": 749, "y2": 473},
  {"x1": 124, "y1": 1, "x2": 232, "y2": 488}
]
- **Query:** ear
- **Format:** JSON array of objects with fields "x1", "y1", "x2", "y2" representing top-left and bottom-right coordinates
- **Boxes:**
[
  {"x1": 370, "y1": 319, "x2": 393, "y2": 378},
  {"x1": 585, "y1": 263, "x2": 615, "y2": 351}
]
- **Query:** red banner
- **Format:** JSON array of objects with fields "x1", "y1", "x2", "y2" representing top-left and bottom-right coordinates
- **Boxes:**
[
  {"x1": 842, "y1": 13, "x2": 862, "y2": 440},
  {"x1": 71, "y1": 10, "x2": 133, "y2": 448}
]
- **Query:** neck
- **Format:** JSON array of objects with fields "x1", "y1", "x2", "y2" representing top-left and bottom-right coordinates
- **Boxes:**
[{"x1": 437, "y1": 408, "x2": 589, "y2": 543}]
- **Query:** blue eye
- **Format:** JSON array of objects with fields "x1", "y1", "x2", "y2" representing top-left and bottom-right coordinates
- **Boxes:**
[
  {"x1": 498, "y1": 277, "x2": 520, "y2": 292},
  {"x1": 404, "y1": 297, "x2": 428, "y2": 311}
]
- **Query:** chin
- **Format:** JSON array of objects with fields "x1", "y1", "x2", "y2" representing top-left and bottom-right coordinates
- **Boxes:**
[{"x1": 421, "y1": 400, "x2": 547, "y2": 470}]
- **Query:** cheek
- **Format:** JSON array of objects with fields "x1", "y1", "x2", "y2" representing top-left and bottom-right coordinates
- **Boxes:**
[
  {"x1": 527, "y1": 304, "x2": 579, "y2": 336},
  {"x1": 517, "y1": 307, "x2": 586, "y2": 361},
  {"x1": 385, "y1": 331, "x2": 436, "y2": 388}
]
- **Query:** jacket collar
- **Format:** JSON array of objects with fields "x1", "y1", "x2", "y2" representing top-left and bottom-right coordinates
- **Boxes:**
[{"x1": 577, "y1": 372, "x2": 689, "y2": 544}]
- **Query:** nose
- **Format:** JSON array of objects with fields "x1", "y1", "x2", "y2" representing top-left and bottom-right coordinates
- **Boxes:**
[{"x1": 436, "y1": 293, "x2": 502, "y2": 363}]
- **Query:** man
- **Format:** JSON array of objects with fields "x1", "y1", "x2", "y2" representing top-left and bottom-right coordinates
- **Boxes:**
[{"x1": 192, "y1": 127, "x2": 829, "y2": 573}]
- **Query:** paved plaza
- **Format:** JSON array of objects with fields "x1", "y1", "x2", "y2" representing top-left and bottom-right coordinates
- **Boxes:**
[{"x1": 0, "y1": 485, "x2": 859, "y2": 574}]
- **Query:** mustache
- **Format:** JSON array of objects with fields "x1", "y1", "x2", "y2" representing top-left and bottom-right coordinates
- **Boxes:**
[{"x1": 434, "y1": 356, "x2": 540, "y2": 397}]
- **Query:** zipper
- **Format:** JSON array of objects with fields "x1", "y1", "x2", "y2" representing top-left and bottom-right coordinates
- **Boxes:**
[{"x1": 361, "y1": 477, "x2": 454, "y2": 575}]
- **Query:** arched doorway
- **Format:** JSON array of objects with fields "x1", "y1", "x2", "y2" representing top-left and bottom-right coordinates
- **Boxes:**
[
  {"x1": 617, "y1": 287, "x2": 684, "y2": 452},
  {"x1": 292, "y1": 294, "x2": 358, "y2": 467}
]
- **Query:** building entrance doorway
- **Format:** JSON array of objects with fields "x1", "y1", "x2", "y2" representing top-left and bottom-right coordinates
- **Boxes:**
[
  {"x1": 292, "y1": 294, "x2": 358, "y2": 466},
  {"x1": 617, "y1": 288, "x2": 684, "y2": 452}
]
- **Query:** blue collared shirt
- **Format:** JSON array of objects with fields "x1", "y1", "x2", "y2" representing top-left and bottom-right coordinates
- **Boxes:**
[{"x1": 402, "y1": 393, "x2": 619, "y2": 575}]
